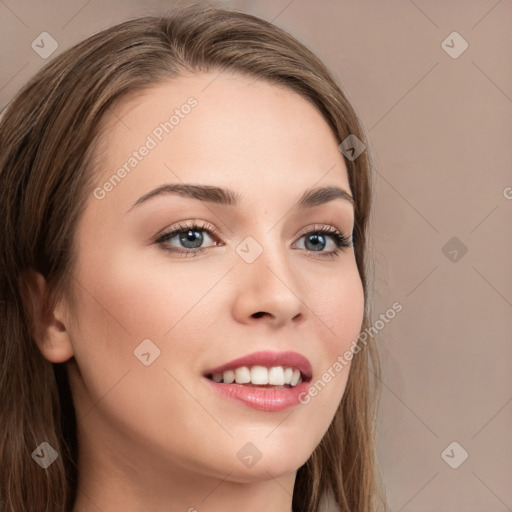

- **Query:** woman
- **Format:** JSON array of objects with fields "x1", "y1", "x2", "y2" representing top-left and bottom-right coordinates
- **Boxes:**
[{"x1": 0, "y1": 4, "x2": 387, "y2": 511}]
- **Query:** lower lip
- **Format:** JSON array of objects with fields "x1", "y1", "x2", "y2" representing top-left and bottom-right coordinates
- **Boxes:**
[{"x1": 204, "y1": 378, "x2": 311, "y2": 412}]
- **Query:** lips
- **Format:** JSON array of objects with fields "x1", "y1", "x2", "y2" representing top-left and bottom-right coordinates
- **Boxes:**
[
  {"x1": 204, "y1": 350, "x2": 313, "y2": 381},
  {"x1": 203, "y1": 350, "x2": 312, "y2": 412}
]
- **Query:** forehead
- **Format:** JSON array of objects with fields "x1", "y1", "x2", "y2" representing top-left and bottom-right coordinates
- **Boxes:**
[{"x1": 89, "y1": 71, "x2": 351, "y2": 213}]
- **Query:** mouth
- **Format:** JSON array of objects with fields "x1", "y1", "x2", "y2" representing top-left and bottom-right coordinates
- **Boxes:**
[
  {"x1": 203, "y1": 351, "x2": 312, "y2": 412},
  {"x1": 205, "y1": 365, "x2": 306, "y2": 388}
]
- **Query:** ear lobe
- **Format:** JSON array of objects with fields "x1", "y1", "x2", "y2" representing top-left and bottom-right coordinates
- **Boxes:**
[{"x1": 19, "y1": 268, "x2": 74, "y2": 363}]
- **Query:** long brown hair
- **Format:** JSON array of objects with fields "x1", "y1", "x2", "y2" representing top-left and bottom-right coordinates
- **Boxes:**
[{"x1": 0, "y1": 3, "x2": 387, "y2": 511}]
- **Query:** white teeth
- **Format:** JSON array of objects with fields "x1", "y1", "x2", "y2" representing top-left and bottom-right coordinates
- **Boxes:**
[
  {"x1": 250, "y1": 366, "x2": 268, "y2": 385},
  {"x1": 290, "y1": 369, "x2": 301, "y2": 386},
  {"x1": 235, "y1": 366, "x2": 251, "y2": 384},
  {"x1": 211, "y1": 365, "x2": 304, "y2": 387},
  {"x1": 283, "y1": 367, "x2": 293, "y2": 385},
  {"x1": 223, "y1": 369, "x2": 235, "y2": 384},
  {"x1": 268, "y1": 366, "x2": 285, "y2": 385}
]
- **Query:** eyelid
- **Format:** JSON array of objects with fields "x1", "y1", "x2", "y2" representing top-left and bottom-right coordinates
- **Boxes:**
[
  {"x1": 156, "y1": 221, "x2": 350, "y2": 244},
  {"x1": 156, "y1": 220, "x2": 221, "y2": 242},
  {"x1": 296, "y1": 223, "x2": 344, "y2": 237}
]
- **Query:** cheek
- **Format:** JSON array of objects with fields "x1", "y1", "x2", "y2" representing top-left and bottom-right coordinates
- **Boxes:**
[
  {"x1": 67, "y1": 247, "x2": 222, "y2": 396},
  {"x1": 304, "y1": 264, "x2": 365, "y2": 403},
  {"x1": 66, "y1": 252, "x2": 224, "y2": 456},
  {"x1": 315, "y1": 262, "x2": 365, "y2": 352},
  {"x1": 72, "y1": 244, "x2": 215, "y2": 338}
]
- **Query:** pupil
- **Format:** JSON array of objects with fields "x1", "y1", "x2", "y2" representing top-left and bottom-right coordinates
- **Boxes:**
[
  {"x1": 306, "y1": 234, "x2": 325, "y2": 251},
  {"x1": 180, "y1": 230, "x2": 203, "y2": 248}
]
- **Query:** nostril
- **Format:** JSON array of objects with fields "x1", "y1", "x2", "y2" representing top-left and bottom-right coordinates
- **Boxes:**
[{"x1": 252, "y1": 312, "x2": 266, "y2": 318}]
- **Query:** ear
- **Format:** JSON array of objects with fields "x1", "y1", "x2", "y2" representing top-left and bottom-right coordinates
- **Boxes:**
[{"x1": 19, "y1": 268, "x2": 74, "y2": 363}]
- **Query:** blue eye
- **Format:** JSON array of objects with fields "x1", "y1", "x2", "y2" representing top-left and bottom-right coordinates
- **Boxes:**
[
  {"x1": 156, "y1": 222, "x2": 352, "y2": 258},
  {"x1": 295, "y1": 228, "x2": 352, "y2": 257},
  {"x1": 156, "y1": 221, "x2": 220, "y2": 256}
]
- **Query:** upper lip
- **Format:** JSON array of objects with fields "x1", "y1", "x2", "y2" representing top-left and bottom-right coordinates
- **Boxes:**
[{"x1": 204, "y1": 350, "x2": 313, "y2": 381}]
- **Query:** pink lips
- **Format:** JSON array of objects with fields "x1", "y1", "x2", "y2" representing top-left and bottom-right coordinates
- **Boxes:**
[
  {"x1": 205, "y1": 350, "x2": 313, "y2": 380},
  {"x1": 203, "y1": 350, "x2": 312, "y2": 412}
]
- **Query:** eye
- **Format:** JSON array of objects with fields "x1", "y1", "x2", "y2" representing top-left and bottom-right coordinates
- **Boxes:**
[
  {"x1": 294, "y1": 225, "x2": 353, "y2": 259},
  {"x1": 156, "y1": 221, "x2": 221, "y2": 257}
]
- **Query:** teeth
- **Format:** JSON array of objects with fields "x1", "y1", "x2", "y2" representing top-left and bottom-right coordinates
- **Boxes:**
[
  {"x1": 250, "y1": 366, "x2": 268, "y2": 385},
  {"x1": 211, "y1": 366, "x2": 303, "y2": 387},
  {"x1": 290, "y1": 369, "x2": 301, "y2": 386},
  {"x1": 268, "y1": 366, "x2": 285, "y2": 385},
  {"x1": 223, "y1": 369, "x2": 235, "y2": 384},
  {"x1": 235, "y1": 366, "x2": 251, "y2": 384}
]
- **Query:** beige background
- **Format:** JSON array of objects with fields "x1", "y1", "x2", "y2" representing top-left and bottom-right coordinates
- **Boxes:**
[{"x1": 1, "y1": 1, "x2": 511, "y2": 510}]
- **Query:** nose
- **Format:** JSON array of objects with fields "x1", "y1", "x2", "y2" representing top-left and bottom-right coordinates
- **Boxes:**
[{"x1": 230, "y1": 239, "x2": 306, "y2": 328}]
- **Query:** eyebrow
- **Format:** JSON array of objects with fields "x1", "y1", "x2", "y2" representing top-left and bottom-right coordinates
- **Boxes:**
[{"x1": 128, "y1": 183, "x2": 354, "y2": 212}]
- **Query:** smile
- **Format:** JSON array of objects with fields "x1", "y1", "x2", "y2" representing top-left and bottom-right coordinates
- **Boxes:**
[
  {"x1": 203, "y1": 351, "x2": 312, "y2": 412},
  {"x1": 207, "y1": 365, "x2": 303, "y2": 387}
]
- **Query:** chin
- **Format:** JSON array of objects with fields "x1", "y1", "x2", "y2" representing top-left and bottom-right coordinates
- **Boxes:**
[
  {"x1": 229, "y1": 436, "x2": 317, "y2": 482},
  {"x1": 222, "y1": 454, "x2": 308, "y2": 484}
]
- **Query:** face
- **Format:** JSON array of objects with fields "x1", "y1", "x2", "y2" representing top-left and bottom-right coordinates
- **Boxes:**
[{"x1": 61, "y1": 71, "x2": 364, "y2": 485}]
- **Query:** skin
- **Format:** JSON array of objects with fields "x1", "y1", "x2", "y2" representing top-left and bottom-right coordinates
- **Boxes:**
[{"x1": 27, "y1": 71, "x2": 365, "y2": 512}]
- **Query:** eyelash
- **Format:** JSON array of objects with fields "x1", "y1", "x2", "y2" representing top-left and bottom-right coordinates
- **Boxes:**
[{"x1": 156, "y1": 221, "x2": 353, "y2": 259}]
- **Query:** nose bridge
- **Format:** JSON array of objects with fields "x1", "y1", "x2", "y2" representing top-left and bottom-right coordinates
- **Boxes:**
[{"x1": 233, "y1": 228, "x2": 306, "y2": 322}]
